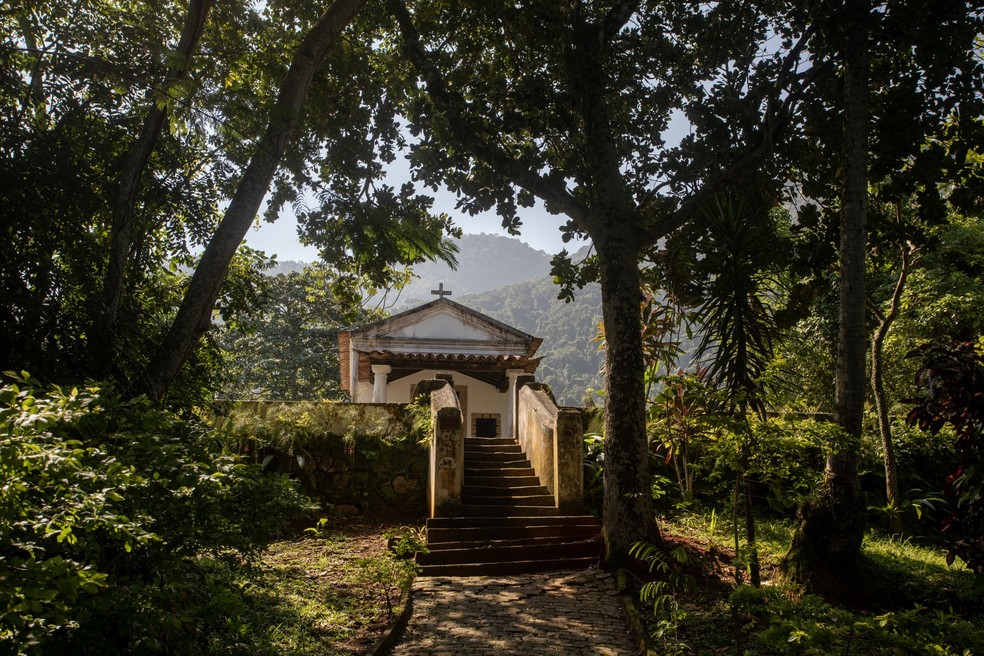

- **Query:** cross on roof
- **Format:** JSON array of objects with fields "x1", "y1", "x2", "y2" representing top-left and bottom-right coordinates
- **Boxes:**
[{"x1": 431, "y1": 283, "x2": 452, "y2": 298}]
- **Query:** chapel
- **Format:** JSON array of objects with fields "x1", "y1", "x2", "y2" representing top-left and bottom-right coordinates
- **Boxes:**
[{"x1": 338, "y1": 287, "x2": 543, "y2": 438}]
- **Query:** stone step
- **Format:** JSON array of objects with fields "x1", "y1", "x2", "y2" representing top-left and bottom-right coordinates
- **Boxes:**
[
  {"x1": 457, "y1": 504, "x2": 561, "y2": 517},
  {"x1": 427, "y1": 523, "x2": 601, "y2": 545},
  {"x1": 460, "y1": 494, "x2": 556, "y2": 507},
  {"x1": 417, "y1": 538, "x2": 600, "y2": 567},
  {"x1": 427, "y1": 515, "x2": 600, "y2": 530},
  {"x1": 417, "y1": 556, "x2": 599, "y2": 577},
  {"x1": 464, "y1": 461, "x2": 534, "y2": 473},
  {"x1": 464, "y1": 437, "x2": 518, "y2": 447},
  {"x1": 463, "y1": 474, "x2": 543, "y2": 488},
  {"x1": 464, "y1": 444, "x2": 523, "y2": 455},
  {"x1": 463, "y1": 451, "x2": 530, "y2": 464},
  {"x1": 461, "y1": 484, "x2": 551, "y2": 497}
]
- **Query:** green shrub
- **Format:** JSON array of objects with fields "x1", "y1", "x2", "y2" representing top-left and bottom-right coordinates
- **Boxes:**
[
  {"x1": 219, "y1": 400, "x2": 431, "y2": 511},
  {"x1": 681, "y1": 415, "x2": 834, "y2": 514},
  {"x1": 0, "y1": 374, "x2": 313, "y2": 654},
  {"x1": 730, "y1": 585, "x2": 984, "y2": 655},
  {"x1": 583, "y1": 432, "x2": 605, "y2": 516}
]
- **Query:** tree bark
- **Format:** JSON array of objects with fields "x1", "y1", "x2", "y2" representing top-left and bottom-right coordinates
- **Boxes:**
[
  {"x1": 741, "y1": 438, "x2": 761, "y2": 587},
  {"x1": 138, "y1": 0, "x2": 367, "y2": 402},
  {"x1": 566, "y1": 15, "x2": 658, "y2": 561},
  {"x1": 871, "y1": 244, "x2": 914, "y2": 535},
  {"x1": 597, "y1": 236, "x2": 660, "y2": 562},
  {"x1": 782, "y1": 0, "x2": 869, "y2": 596},
  {"x1": 92, "y1": 0, "x2": 214, "y2": 373}
]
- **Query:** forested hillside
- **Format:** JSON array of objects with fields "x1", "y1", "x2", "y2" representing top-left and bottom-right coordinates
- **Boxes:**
[
  {"x1": 386, "y1": 233, "x2": 553, "y2": 308},
  {"x1": 461, "y1": 279, "x2": 604, "y2": 406}
]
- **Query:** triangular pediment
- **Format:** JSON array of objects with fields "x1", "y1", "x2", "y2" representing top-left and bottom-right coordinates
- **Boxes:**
[{"x1": 349, "y1": 298, "x2": 540, "y2": 357}]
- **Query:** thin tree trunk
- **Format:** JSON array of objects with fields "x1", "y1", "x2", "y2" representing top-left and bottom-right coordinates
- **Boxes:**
[
  {"x1": 782, "y1": 0, "x2": 869, "y2": 596},
  {"x1": 138, "y1": 0, "x2": 367, "y2": 402},
  {"x1": 741, "y1": 435, "x2": 760, "y2": 587},
  {"x1": 871, "y1": 243, "x2": 914, "y2": 535},
  {"x1": 733, "y1": 477, "x2": 743, "y2": 585},
  {"x1": 92, "y1": 0, "x2": 214, "y2": 373}
]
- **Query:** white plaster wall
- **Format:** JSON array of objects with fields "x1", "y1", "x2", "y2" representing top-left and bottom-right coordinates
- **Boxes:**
[
  {"x1": 354, "y1": 381, "x2": 373, "y2": 403},
  {"x1": 385, "y1": 370, "x2": 509, "y2": 435},
  {"x1": 389, "y1": 313, "x2": 488, "y2": 340}
]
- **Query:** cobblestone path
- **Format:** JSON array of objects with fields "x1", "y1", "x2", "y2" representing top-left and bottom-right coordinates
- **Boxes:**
[{"x1": 388, "y1": 568, "x2": 638, "y2": 656}]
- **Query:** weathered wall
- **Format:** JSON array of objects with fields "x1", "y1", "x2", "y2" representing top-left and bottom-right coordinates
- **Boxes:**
[
  {"x1": 517, "y1": 383, "x2": 585, "y2": 513},
  {"x1": 224, "y1": 401, "x2": 429, "y2": 517},
  {"x1": 518, "y1": 384, "x2": 558, "y2": 495},
  {"x1": 385, "y1": 369, "x2": 509, "y2": 431}
]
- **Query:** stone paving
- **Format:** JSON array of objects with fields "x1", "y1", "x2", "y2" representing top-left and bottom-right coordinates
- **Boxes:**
[{"x1": 388, "y1": 568, "x2": 639, "y2": 656}]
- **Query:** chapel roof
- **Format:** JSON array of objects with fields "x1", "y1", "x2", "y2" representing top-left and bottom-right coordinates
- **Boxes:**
[
  {"x1": 340, "y1": 297, "x2": 544, "y2": 391},
  {"x1": 348, "y1": 297, "x2": 538, "y2": 347}
]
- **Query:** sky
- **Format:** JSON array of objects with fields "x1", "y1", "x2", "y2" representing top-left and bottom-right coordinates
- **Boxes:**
[
  {"x1": 243, "y1": 110, "x2": 691, "y2": 262},
  {"x1": 244, "y1": 193, "x2": 573, "y2": 262}
]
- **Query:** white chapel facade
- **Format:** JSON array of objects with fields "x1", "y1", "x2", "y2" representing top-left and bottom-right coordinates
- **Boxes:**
[{"x1": 338, "y1": 289, "x2": 543, "y2": 438}]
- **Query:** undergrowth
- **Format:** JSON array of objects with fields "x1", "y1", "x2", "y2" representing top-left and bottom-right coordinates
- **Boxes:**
[
  {"x1": 224, "y1": 524, "x2": 419, "y2": 655},
  {"x1": 629, "y1": 512, "x2": 984, "y2": 656}
]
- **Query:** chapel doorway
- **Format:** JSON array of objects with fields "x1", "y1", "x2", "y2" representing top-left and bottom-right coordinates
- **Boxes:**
[
  {"x1": 475, "y1": 417, "x2": 497, "y2": 437},
  {"x1": 472, "y1": 413, "x2": 501, "y2": 438}
]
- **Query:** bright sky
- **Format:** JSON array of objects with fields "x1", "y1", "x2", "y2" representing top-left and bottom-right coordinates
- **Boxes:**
[
  {"x1": 244, "y1": 110, "x2": 690, "y2": 262},
  {"x1": 244, "y1": 194, "x2": 572, "y2": 262}
]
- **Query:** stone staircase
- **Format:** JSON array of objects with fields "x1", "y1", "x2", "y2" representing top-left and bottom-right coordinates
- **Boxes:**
[{"x1": 416, "y1": 436, "x2": 602, "y2": 576}]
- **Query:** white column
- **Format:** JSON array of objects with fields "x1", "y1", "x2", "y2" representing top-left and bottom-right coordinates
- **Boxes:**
[
  {"x1": 505, "y1": 369, "x2": 525, "y2": 438},
  {"x1": 371, "y1": 364, "x2": 392, "y2": 403},
  {"x1": 349, "y1": 349, "x2": 360, "y2": 402}
]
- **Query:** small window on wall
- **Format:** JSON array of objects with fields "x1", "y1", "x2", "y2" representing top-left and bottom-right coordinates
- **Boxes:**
[{"x1": 473, "y1": 414, "x2": 500, "y2": 438}]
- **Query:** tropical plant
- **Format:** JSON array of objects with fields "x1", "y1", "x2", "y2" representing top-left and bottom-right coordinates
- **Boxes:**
[
  {"x1": 0, "y1": 374, "x2": 313, "y2": 653},
  {"x1": 630, "y1": 541, "x2": 694, "y2": 654},
  {"x1": 906, "y1": 340, "x2": 984, "y2": 575},
  {"x1": 689, "y1": 196, "x2": 790, "y2": 586},
  {"x1": 649, "y1": 370, "x2": 725, "y2": 504}
]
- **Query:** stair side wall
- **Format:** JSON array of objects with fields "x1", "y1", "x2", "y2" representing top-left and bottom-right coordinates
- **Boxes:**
[
  {"x1": 517, "y1": 384, "x2": 585, "y2": 513},
  {"x1": 427, "y1": 381, "x2": 464, "y2": 517}
]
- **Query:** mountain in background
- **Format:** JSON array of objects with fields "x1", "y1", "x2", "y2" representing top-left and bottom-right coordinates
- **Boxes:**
[
  {"x1": 268, "y1": 260, "x2": 309, "y2": 276},
  {"x1": 460, "y1": 279, "x2": 604, "y2": 406},
  {"x1": 263, "y1": 233, "x2": 605, "y2": 405},
  {"x1": 387, "y1": 233, "x2": 553, "y2": 309}
]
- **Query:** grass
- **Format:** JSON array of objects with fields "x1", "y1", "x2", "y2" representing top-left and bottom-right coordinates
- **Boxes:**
[
  {"x1": 192, "y1": 511, "x2": 980, "y2": 655},
  {"x1": 632, "y1": 511, "x2": 984, "y2": 656},
  {"x1": 215, "y1": 522, "x2": 420, "y2": 655}
]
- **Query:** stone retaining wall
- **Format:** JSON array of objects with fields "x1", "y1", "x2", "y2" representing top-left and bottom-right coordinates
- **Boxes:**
[{"x1": 221, "y1": 401, "x2": 429, "y2": 516}]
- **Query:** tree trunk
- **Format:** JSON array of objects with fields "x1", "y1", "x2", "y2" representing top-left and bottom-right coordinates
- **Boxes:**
[
  {"x1": 782, "y1": 0, "x2": 869, "y2": 596},
  {"x1": 597, "y1": 236, "x2": 659, "y2": 563},
  {"x1": 741, "y1": 437, "x2": 761, "y2": 587},
  {"x1": 138, "y1": 0, "x2": 367, "y2": 402},
  {"x1": 871, "y1": 244, "x2": 913, "y2": 535},
  {"x1": 385, "y1": 1, "x2": 660, "y2": 561},
  {"x1": 92, "y1": 0, "x2": 214, "y2": 373}
]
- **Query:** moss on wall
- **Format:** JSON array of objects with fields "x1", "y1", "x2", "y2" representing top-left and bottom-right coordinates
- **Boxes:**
[{"x1": 220, "y1": 401, "x2": 431, "y2": 516}]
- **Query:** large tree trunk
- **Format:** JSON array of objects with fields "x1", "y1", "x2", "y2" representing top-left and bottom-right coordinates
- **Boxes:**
[
  {"x1": 385, "y1": 0, "x2": 659, "y2": 560},
  {"x1": 568, "y1": 16, "x2": 658, "y2": 562},
  {"x1": 92, "y1": 0, "x2": 214, "y2": 373},
  {"x1": 138, "y1": 0, "x2": 366, "y2": 402},
  {"x1": 783, "y1": 0, "x2": 869, "y2": 596},
  {"x1": 596, "y1": 235, "x2": 659, "y2": 562},
  {"x1": 871, "y1": 244, "x2": 914, "y2": 535}
]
